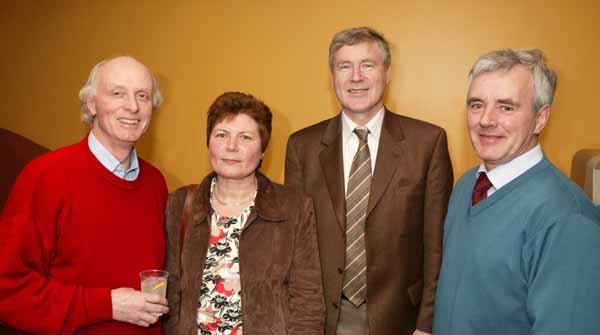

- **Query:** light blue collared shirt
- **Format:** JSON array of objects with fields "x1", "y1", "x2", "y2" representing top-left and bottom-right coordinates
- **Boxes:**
[
  {"x1": 88, "y1": 131, "x2": 140, "y2": 181},
  {"x1": 477, "y1": 144, "x2": 543, "y2": 197}
]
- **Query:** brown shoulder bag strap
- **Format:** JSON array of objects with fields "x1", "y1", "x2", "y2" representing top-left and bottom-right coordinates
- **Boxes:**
[{"x1": 179, "y1": 184, "x2": 198, "y2": 256}]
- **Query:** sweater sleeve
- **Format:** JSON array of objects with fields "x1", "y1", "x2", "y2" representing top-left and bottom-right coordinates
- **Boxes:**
[
  {"x1": 0, "y1": 162, "x2": 112, "y2": 334},
  {"x1": 523, "y1": 214, "x2": 600, "y2": 334}
]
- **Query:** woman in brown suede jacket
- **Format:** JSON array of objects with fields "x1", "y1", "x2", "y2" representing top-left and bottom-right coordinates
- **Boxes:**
[{"x1": 163, "y1": 92, "x2": 325, "y2": 335}]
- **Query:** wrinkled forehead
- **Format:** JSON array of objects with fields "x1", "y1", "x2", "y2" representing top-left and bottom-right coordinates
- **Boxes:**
[
  {"x1": 97, "y1": 57, "x2": 153, "y2": 90},
  {"x1": 334, "y1": 41, "x2": 385, "y2": 63},
  {"x1": 469, "y1": 66, "x2": 534, "y2": 95}
]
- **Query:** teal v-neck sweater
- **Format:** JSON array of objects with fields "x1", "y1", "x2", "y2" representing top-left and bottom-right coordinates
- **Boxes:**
[{"x1": 434, "y1": 156, "x2": 600, "y2": 335}]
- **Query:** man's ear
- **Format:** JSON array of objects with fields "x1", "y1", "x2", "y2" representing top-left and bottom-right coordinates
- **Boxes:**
[
  {"x1": 86, "y1": 98, "x2": 97, "y2": 117},
  {"x1": 385, "y1": 64, "x2": 391, "y2": 85},
  {"x1": 533, "y1": 105, "x2": 550, "y2": 135}
]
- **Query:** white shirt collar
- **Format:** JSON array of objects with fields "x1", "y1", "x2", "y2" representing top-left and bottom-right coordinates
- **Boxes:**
[
  {"x1": 88, "y1": 131, "x2": 139, "y2": 180},
  {"x1": 477, "y1": 144, "x2": 543, "y2": 192},
  {"x1": 341, "y1": 107, "x2": 385, "y2": 146}
]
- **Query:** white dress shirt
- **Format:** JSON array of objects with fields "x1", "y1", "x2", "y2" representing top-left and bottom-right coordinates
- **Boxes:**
[
  {"x1": 477, "y1": 144, "x2": 543, "y2": 197},
  {"x1": 341, "y1": 108, "x2": 385, "y2": 194},
  {"x1": 88, "y1": 131, "x2": 140, "y2": 181}
]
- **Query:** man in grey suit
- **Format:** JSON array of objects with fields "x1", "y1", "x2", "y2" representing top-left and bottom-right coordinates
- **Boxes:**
[{"x1": 285, "y1": 26, "x2": 453, "y2": 335}]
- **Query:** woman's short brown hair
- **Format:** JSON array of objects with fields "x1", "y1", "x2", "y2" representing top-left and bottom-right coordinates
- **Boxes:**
[{"x1": 206, "y1": 92, "x2": 272, "y2": 152}]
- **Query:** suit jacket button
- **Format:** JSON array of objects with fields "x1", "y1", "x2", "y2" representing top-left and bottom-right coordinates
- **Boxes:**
[
  {"x1": 332, "y1": 302, "x2": 339, "y2": 309},
  {"x1": 337, "y1": 267, "x2": 343, "y2": 274}
]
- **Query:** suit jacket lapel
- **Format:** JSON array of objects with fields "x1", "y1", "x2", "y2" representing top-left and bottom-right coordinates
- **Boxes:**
[
  {"x1": 319, "y1": 115, "x2": 346, "y2": 231},
  {"x1": 367, "y1": 109, "x2": 406, "y2": 217}
]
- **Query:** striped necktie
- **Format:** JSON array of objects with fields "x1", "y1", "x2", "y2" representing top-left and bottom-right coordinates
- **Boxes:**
[{"x1": 343, "y1": 128, "x2": 371, "y2": 307}]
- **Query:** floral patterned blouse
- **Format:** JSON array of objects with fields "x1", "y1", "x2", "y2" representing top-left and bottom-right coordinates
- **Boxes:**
[{"x1": 197, "y1": 178, "x2": 256, "y2": 335}]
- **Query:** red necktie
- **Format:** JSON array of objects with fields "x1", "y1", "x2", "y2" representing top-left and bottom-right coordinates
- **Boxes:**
[{"x1": 472, "y1": 172, "x2": 492, "y2": 206}]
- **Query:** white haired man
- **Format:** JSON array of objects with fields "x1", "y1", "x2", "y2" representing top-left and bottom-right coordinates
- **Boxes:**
[
  {"x1": 0, "y1": 56, "x2": 169, "y2": 334},
  {"x1": 434, "y1": 49, "x2": 600, "y2": 334}
]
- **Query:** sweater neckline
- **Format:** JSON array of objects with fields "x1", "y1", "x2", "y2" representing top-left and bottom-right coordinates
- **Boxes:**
[
  {"x1": 468, "y1": 157, "x2": 550, "y2": 216},
  {"x1": 80, "y1": 136, "x2": 143, "y2": 191}
]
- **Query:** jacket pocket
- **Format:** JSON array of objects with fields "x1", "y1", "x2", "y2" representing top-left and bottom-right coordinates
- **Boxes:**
[{"x1": 392, "y1": 181, "x2": 426, "y2": 235}]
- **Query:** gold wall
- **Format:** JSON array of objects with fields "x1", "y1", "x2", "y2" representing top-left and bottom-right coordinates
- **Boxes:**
[{"x1": 2, "y1": 0, "x2": 599, "y2": 190}]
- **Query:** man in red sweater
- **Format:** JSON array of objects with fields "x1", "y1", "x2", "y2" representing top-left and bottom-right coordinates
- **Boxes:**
[{"x1": 0, "y1": 56, "x2": 169, "y2": 334}]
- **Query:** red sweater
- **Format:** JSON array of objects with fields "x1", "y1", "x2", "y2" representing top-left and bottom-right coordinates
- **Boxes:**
[{"x1": 0, "y1": 137, "x2": 167, "y2": 334}]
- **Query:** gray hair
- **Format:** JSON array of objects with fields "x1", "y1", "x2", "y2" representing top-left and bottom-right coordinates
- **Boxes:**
[
  {"x1": 468, "y1": 49, "x2": 557, "y2": 113},
  {"x1": 328, "y1": 26, "x2": 391, "y2": 71},
  {"x1": 78, "y1": 57, "x2": 164, "y2": 124}
]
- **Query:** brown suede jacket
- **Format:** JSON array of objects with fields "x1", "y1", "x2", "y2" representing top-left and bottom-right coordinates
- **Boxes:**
[{"x1": 164, "y1": 172, "x2": 325, "y2": 335}]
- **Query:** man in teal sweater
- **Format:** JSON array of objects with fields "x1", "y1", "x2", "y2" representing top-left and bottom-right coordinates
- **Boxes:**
[{"x1": 433, "y1": 49, "x2": 600, "y2": 334}]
